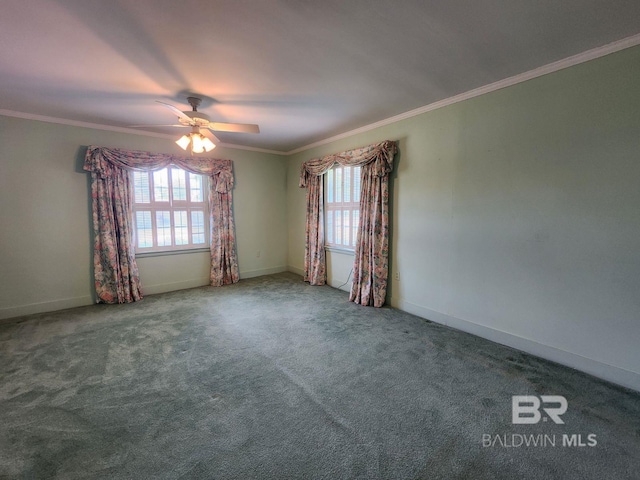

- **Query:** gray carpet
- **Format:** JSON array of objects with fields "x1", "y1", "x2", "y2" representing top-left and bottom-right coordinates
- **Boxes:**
[{"x1": 1, "y1": 272, "x2": 639, "y2": 479}]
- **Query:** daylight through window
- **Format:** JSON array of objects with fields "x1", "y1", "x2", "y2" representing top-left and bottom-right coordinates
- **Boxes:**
[
  {"x1": 132, "y1": 167, "x2": 208, "y2": 252},
  {"x1": 325, "y1": 164, "x2": 360, "y2": 250}
]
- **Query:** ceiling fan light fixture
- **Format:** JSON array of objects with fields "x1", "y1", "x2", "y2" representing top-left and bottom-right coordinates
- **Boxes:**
[
  {"x1": 147, "y1": 97, "x2": 257, "y2": 153},
  {"x1": 176, "y1": 131, "x2": 215, "y2": 153},
  {"x1": 176, "y1": 134, "x2": 191, "y2": 150},
  {"x1": 202, "y1": 137, "x2": 215, "y2": 152},
  {"x1": 191, "y1": 133, "x2": 205, "y2": 153}
]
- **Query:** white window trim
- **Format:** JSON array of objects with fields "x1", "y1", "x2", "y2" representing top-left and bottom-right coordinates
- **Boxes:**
[
  {"x1": 135, "y1": 247, "x2": 210, "y2": 258},
  {"x1": 325, "y1": 245, "x2": 355, "y2": 255}
]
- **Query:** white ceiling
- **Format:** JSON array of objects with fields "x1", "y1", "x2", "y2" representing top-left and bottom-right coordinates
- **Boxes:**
[{"x1": 1, "y1": 0, "x2": 640, "y2": 153}]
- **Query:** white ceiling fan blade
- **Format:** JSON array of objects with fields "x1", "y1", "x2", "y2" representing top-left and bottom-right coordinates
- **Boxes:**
[
  {"x1": 128, "y1": 124, "x2": 189, "y2": 128},
  {"x1": 201, "y1": 128, "x2": 221, "y2": 145},
  {"x1": 208, "y1": 122, "x2": 260, "y2": 134},
  {"x1": 156, "y1": 100, "x2": 193, "y2": 123}
]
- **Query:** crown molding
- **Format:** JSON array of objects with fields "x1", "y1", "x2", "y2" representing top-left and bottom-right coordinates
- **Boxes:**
[
  {"x1": 215, "y1": 142, "x2": 288, "y2": 156},
  {"x1": 285, "y1": 32, "x2": 640, "y2": 156},
  {"x1": 0, "y1": 109, "x2": 290, "y2": 155},
  {"x1": 2, "y1": 33, "x2": 639, "y2": 158},
  {"x1": 0, "y1": 109, "x2": 176, "y2": 139}
]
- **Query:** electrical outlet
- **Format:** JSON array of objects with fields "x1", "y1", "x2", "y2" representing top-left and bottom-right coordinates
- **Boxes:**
[
  {"x1": 395, "y1": 271, "x2": 400, "y2": 281},
  {"x1": 256, "y1": 250, "x2": 261, "y2": 258}
]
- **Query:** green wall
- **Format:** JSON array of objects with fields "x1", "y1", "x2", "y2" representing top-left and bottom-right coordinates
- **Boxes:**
[
  {"x1": 0, "y1": 117, "x2": 288, "y2": 319},
  {"x1": 287, "y1": 45, "x2": 640, "y2": 390}
]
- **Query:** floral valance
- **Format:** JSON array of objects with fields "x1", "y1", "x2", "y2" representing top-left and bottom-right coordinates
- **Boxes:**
[
  {"x1": 84, "y1": 146, "x2": 234, "y2": 193},
  {"x1": 299, "y1": 140, "x2": 397, "y2": 187}
]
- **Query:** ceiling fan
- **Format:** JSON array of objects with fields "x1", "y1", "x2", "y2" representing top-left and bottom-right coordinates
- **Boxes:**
[{"x1": 132, "y1": 96, "x2": 260, "y2": 153}]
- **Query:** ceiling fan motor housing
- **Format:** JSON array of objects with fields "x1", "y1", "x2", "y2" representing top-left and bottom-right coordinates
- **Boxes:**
[
  {"x1": 176, "y1": 96, "x2": 209, "y2": 126},
  {"x1": 180, "y1": 110, "x2": 211, "y2": 126},
  {"x1": 187, "y1": 96, "x2": 202, "y2": 110}
]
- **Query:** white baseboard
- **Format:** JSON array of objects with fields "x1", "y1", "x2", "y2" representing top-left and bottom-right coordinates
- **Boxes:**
[
  {"x1": 390, "y1": 296, "x2": 640, "y2": 393},
  {"x1": 142, "y1": 277, "x2": 210, "y2": 296},
  {"x1": 0, "y1": 295, "x2": 94, "y2": 321},
  {"x1": 287, "y1": 265, "x2": 305, "y2": 277},
  {"x1": 0, "y1": 267, "x2": 287, "y2": 321},
  {"x1": 240, "y1": 265, "x2": 288, "y2": 279},
  {"x1": 102, "y1": 267, "x2": 292, "y2": 297}
]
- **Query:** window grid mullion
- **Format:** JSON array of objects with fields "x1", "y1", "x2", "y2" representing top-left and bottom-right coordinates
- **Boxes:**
[
  {"x1": 177, "y1": 170, "x2": 189, "y2": 246},
  {"x1": 170, "y1": 168, "x2": 177, "y2": 248},
  {"x1": 351, "y1": 166, "x2": 355, "y2": 207},
  {"x1": 148, "y1": 171, "x2": 157, "y2": 248},
  {"x1": 186, "y1": 207, "x2": 192, "y2": 245},
  {"x1": 185, "y1": 170, "x2": 191, "y2": 204},
  {"x1": 148, "y1": 169, "x2": 155, "y2": 203},
  {"x1": 351, "y1": 209, "x2": 356, "y2": 248},
  {"x1": 147, "y1": 207, "x2": 156, "y2": 249},
  {"x1": 185, "y1": 174, "x2": 192, "y2": 243}
]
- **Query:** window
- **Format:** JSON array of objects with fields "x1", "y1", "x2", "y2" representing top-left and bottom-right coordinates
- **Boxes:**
[
  {"x1": 325, "y1": 164, "x2": 361, "y2": 250},
  {"x1": 132, "y1": 167, "x2": 208, "y2": 253}
]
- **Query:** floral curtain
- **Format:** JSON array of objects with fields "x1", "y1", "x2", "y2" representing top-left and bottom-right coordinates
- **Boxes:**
[
  {"x1": 209, "y1": 172, "x2": 239, "y2": 286},
  {"x1": 303, "y1": 174, "x2": 325, "y2": 285},
  {"x1": 88, "y1": 163, "x2": 142, "y2": 303},
  {"x1": 83, "y1": 146, "x2": 239, "y2": 303},
  {"x1": 299, "y1": 140, "x2": 397, "y2": 306},
  {"x1": 350, "y1": 160, "x2": 391, "y2": 307}
]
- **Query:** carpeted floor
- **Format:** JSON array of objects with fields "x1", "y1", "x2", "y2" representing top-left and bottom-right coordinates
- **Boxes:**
[{"x1": 1, "y1": 272, "x2": 639, "y2": 479}]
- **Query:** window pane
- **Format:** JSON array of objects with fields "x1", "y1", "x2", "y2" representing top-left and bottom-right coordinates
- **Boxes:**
[
  {"x1": 189, "y1": 173, "x2": 204, "y2": 202},
  {"x1": 343, "y1": 210, "x2": 350, "y2": 246},
  {"x1": 336, "y1": 168, "x2": 342, "y2": 203},
  {"x1": 354, "y1": 166, "x2": 361, "y2": 203},
  {"x1": 174, "y1": 210, "x2": 188, "y2": 245},
  {"x1": 326, "y1": 210, "x2": 333, "y2": 244},
  {"x1": 133, "y1": 167, "x2": 209, "y2": 253},
  {"x1": 327, "y1": 170, "x2": 334, "y2": 203},
  {"x1": 335, "y1": 209, "x2": 342, "y2": 245},
  {"x1": 191, "y1": 210, "x2": 205, "y2": 244},
  {"x1": 352, "y1": 210, "x2": 359, "y2": 248},
  {"x1": 172, "y1": 168, "x2": 187, "y2": 201},
  {"x1": 133, "y1": 171, "x2": 150, "y2": 204},
  {"x1": 156, "y1": 211, "x2": 172, "y2": 246},
  {"x1": 153, "y1": 169, "x2": 169, "y2": 202},
  {"x1": 136, "y1": 211, "x2": 153, "y2": 248},
  {"x1": 344, "y1": 167, "x2": 351, "y2": 202}
]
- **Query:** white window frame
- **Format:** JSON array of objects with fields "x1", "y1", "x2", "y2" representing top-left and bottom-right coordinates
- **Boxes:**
[
  {"x1": 325, "y1": 164, "x2": 361, "y2": 251},
  {"x1": 131, "y1": 166, "x2": 209, "y2": 254}
]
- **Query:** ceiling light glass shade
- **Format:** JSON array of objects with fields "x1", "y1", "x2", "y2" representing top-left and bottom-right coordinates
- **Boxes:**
[
  {"x1": 176, "y1": 134, "x2": 191, "y2": 150},
  {"x1": 202, "y1": 137, "x2": 215, "y2": 152},
  {"x1": 191, "y1": 133, "x2": 204, "y2": 153}
]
